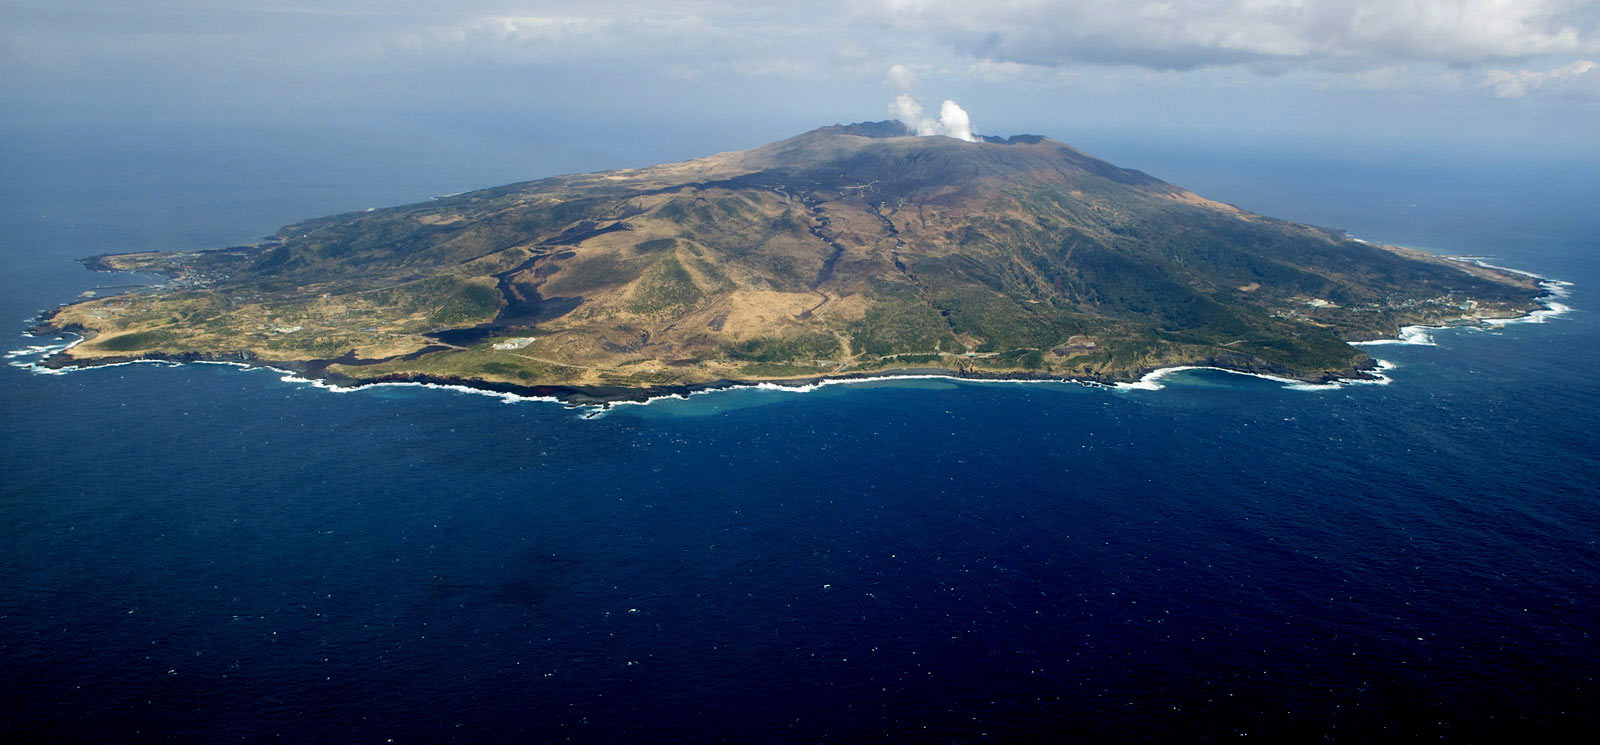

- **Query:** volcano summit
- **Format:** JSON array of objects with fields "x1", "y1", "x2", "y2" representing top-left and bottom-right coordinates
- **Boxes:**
[{"x1": 36, "y1": 121, "x2": 1546, "y2": 400}]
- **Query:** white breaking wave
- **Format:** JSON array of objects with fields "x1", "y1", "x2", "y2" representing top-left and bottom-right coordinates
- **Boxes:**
[
  {"x1": 585, "y1": 374, "x2": 1112, "y2": 417},
  {"x1": 184, "y1": 360, "x2": 569, "y2": 406},
  {"x1": 1350, "y1": 325, "x2": 1438, "y2": 346},
  {"x1": 6, "y1": 333, "x2": 568, "y2": 406},
  {"x1": 1112, "y1": 360, "x2": 1396, "y2": 393},
  {"x1": 6, "y1": 334, "x2": 87, "y2": 374}
]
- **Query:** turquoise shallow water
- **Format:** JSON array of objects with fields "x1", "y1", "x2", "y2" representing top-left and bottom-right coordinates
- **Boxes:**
[{"x1": 2, "y1": 128, "x2": 1597, "y2": 742}]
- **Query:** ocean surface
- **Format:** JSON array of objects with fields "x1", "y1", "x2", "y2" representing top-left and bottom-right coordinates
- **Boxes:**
[{"x1": 2, "y1": 125, "x2": 1597, "y2": 743}]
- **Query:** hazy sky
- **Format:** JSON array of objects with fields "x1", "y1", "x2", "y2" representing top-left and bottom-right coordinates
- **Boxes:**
[{"x1": 4, "y1": 1, "x2": 1598, "y2": 168}]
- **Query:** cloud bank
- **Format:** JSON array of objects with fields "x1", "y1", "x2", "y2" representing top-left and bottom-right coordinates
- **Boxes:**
[
  {"x1": 373, "y1": 2, "x2": 1600, "y2": 103},
  {"x1": 1484, "y1": 58, "x2": 1599, "y2": 97},
  {"x1": 5, "y1": 0, "x2": 1595, "y2": 158},
  {"x1": 868, "y1": 0, "x2": 1600, "y2": 72},
  {"x1": 398, "y1": 14, "x2": 725, "y2": 62}
]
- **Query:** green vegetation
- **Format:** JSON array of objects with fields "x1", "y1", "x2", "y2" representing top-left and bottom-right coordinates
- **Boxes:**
[
  {"x1": 427, "y1": 281, "x2": 501, "y2": 326},
  {"x1": 847, "y1": 294, "x2": 960, "y2": 356},
  {"x1": 96, "y1": 329, "x2": 175, "y2": 352},
  {"x1": 725, "y1": 333, "x2": 841, "y2": 363},
  {"x1": 626, "y1": 254, "x2": 705, "y2": 316},
  {"x1": 334, "y1": 348, "x2": 581, "y2": 384},
  {"x1": 740, "y1": 361, "x2": 828, "y2": 377}
]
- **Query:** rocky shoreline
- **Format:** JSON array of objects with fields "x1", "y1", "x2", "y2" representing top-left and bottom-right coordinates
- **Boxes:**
[{"x1": 27, "y1": 317, "x2": 1382, "y2": 406}]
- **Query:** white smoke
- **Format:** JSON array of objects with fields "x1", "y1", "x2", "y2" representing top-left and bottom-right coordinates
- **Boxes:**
[
  {"x1": 885, "y1": 65, "x2": 977, "y2": 142},
  {"x1": 889, "y1": 93, "x2": 924, "y2": 127},
  {"x1": 888, "y1": 94, "x2": 977, "y2": 141},
  {"x1": 935, "y1": 99, "x2": 974, "y2": 141}
]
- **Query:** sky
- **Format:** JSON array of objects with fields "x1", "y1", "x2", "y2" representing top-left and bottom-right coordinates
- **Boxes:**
[{"x1": 3, "y1": 1, "x2": 1598, "y2": 177}]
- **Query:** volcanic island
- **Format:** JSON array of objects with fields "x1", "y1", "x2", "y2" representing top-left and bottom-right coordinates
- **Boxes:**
[{"x1": 33, "y1": 122, "x2": 1550, "y2": 402}]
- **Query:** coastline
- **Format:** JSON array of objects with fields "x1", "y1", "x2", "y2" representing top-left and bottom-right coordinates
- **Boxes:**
[
  {"x1": 15, "y1": 317, "x2": 1388, "y2": 407},
  {"x1": 12, "y1": 260, "x2": 1573, "y2": 410},
  {"x1": 3, "y1": 333, "x2": 1382, "y2": 410},
  {"x1": 1345, "y1": 272, "x2": 1572, "y2": 348}
]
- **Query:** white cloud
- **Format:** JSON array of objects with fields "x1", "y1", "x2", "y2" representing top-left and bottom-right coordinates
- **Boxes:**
[
  {"x1": 742, "y1": 59, "x2": 818, "y2": 78},
  {"x1": 886, "y1": 63, "x2": 917, "y2": 89},
  {"x1": 868, "y1": 0, "x2": 1600, "y2": 71},
  {"x1": 967, "y1": 59, "x2": 1040, "y2": 82},
  {"x1": 376, "y1": 3, "x2": 1600, "y2": 105},
  {"x1": 1483, "y1": 58, "x2": 1600, "y2": 97},
  {"x1": 1316, "y1": 64, "x2": 1470, "y2": 94},
  {"x1": 398, "y1": 14, "x2": 726, "y2": 62}
]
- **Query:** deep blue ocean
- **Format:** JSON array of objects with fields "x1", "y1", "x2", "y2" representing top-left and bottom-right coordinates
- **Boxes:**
[{"x1": 2, "y1": 125, "x2": 1597, "y2": 743}]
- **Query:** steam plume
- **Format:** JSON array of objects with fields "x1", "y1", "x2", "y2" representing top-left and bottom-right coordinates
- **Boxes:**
[
  {"x1": 935, "y1": 99, "x2": 974, "y2": 141},
  {"x1": 884, "y1": 65, "x2": 976, "y2": 142}
]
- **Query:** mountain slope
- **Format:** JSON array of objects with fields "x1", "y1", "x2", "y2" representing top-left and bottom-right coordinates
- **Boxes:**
[{"x1": 38, "y1": 122, "x2": 1544, "y2": 397}]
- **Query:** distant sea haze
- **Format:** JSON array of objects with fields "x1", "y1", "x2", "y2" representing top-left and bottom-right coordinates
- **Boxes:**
[{"x1": 2, "y1": 127, "x2": 1597, "y2": 742}]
